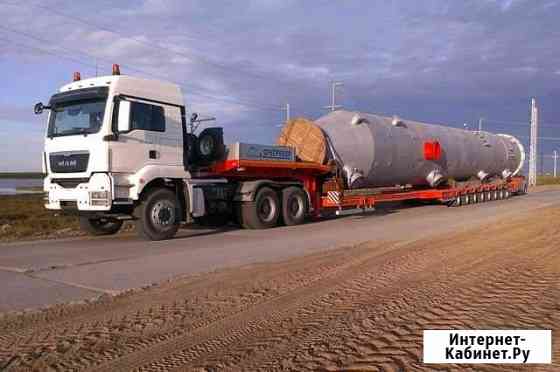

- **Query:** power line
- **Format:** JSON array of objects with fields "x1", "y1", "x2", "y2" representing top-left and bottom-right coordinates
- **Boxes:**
[
  {"x1": 0, "y1": 35, "x2": 98, "y2": 70},
  {"x1": 0, "y1": 25, "x2": 285, "y2": 112},
  {"x1": 4, "y1": 0, "x2": 320, "y2": 92},
  {"x1": 485, "y1": 118, "x2": 558, "y2": 128},
  {"x1": 518, "y1": 135, "x2": 560, "y2": 141}
]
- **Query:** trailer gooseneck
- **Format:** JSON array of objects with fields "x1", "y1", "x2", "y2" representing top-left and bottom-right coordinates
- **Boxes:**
[{"x1": 35, "y1": 66, "x2": 527, "y2": 240}]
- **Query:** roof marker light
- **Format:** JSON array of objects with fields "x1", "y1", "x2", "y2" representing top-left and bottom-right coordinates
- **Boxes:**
[
  {"x1": 73, "y1": 72, "x2": 81, "y2": 81},
  {"x1": 112, "y1": 64, "x2": 121, "y2": 75}
]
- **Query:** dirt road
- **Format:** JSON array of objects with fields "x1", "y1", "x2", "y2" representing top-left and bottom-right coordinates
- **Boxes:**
[
  {"x1": 1, "y1": 188, "x2": 559, "y2": 313},
  {"x1": 1, "y1": 204, "x2": 558, "y2": 371}
]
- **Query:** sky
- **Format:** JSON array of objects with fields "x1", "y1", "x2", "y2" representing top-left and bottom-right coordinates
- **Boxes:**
[{"x1": 1, "y1": 0, "x2": 560, "y2": 172}]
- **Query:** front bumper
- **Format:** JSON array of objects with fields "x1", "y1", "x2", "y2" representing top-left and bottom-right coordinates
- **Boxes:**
[{"x1": 44, "y1": 173, "x2": 113, "y2": 211}]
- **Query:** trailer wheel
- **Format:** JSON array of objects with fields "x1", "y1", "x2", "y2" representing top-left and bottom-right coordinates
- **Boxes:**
[
  {"x1": 478, "y1": 192, "x2": 485, "y2": 203},
  {"x1": 281, "y1": 187, "x2": 308, "y2": 225},
  {"x1": 455, "y1": 196, "x2": 462, "y2": 207},
  {"x1": 134, "y1": 188, "x2": 180, "y2": 240},
  {"x1": 486, "y1": 191, "x2": 492, "y2": 201},
  {"x1": 239, "y1": 187, "x2": 280, "y2": 229},
  {"x1": 79, "y1": 216, "x2": 123, "y2": 236}
]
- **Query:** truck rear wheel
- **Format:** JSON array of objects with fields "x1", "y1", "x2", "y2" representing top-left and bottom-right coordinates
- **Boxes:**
[
  {"x1": 239, "y1": 187, "x2": 280, "y2": 229},
  {"x1": 281, "y1": 187, "x2": 308, "y2": 226},
  {"x1": 79, "y1": 216, "x2": 123, "y2": 236},
  {"x1": 134, "y1": 188, "x2": 180, "y2": 240}
]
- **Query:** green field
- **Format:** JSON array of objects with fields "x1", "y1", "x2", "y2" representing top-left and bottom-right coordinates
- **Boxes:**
[
  {"x1": 537, "y1": 175, "x2": 560, "y2": 185},
  {"x1": 0, "y1": 172, "x2": 44, "y2": 179},
  {"x1": 0, "y1": 194, "x2": 81, "y2": 242}
]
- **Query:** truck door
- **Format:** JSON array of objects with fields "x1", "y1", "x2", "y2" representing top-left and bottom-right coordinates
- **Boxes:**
[{"x1": 110, "y1": 98, "x2": 181, "y2": 173}]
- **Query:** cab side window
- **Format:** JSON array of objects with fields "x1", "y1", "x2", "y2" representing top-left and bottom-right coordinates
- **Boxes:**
[{"x1": 130, "y1": 101, "x2": 165, "y2": 132}]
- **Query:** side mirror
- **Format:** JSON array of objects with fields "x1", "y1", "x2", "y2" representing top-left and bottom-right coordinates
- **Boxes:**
[
  {"x1": 34, "y1": 102, "x2": 51, "y2": 115},
  {"x1": 118, "y1": 100, "x2": 131, "y2": 132}
]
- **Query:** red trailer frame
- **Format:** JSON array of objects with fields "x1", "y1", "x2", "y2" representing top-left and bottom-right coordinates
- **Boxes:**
[{"x1": 209, "y1": 159, "x2": 527, "y2": 218}]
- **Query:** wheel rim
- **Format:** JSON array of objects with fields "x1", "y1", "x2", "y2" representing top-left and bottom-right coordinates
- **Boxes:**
[
  {"x1": 288, "y1": 195, "x2": 304, "y2": 218},
  {"x1": 151, "y1": 200, "x2": 175, "y2": 227},
  {"x1": 258, "y1": 196, "x2": 277, "y2": 223}
]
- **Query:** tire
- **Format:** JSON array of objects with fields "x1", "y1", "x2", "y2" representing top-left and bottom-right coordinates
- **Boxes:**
[
  {"x1": 478, "y1": 192, "x2": 485, "y2": 203},
  {"x1": 460, "y1": 194, "x2": 468, "y2": 206},
  {"x1": 281, "y1": 187, "x2": 308, "y2": 225},
  {"x1": 239, "y1": 187, "x2": 280, "y2": 229},
  {"x1": 79, "y1": 216, "x2": 123, "y2": 236},
  {"x1": 134, "y1": 188, "x2": 180, "y2": 240}
]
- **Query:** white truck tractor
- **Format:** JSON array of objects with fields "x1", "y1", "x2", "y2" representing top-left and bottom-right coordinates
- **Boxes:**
[{"x1": 35, "y1": 66, "x2": 312, "y2": 240}]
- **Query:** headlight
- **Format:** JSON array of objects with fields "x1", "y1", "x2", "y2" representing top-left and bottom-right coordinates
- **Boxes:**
[
  {"x1": 90, "y1": 191, "x2": 109, "y2": 199},
  {"x1": 90, "y1": 191, "x2": 109, "y2": 206}
]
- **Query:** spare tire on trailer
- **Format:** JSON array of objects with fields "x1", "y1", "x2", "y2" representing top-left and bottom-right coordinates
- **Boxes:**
[
  {"x1": 239, "y1": 187, "x2": 280, "y2": 229},
  {"x1": 281, "y1": 186, "x2": 308, "y2": 226}
]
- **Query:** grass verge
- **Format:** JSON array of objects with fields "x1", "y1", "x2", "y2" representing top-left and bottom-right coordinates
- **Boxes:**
[
  {"x1": 0, "y1": 194, "x2": 82, "y2": 242},
  {"x1": 537, "y1": 175, "x2": 560, "y2": 185}
]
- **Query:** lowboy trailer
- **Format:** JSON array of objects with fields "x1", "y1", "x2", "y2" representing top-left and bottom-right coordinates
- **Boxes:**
[{"x1": 206, "y1": 156, "x2": 526, "y2": 220}]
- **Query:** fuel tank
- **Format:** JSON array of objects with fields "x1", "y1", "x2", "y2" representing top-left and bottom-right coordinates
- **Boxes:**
[{"x1": 278, "y1": 110, "x2": 525, "y2": 188}]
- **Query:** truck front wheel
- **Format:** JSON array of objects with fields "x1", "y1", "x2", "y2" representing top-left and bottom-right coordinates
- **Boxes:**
[
  {"x1": 79, "y1": 216, "x2": 123, "y2": 236},
  {"x1": 134, "y1": 188, "x2": 180, "y2": 240}
]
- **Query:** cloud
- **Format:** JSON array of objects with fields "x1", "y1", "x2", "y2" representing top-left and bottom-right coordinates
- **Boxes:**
[{"x1": 1, "y1": 0, "x2": 560, "y2": 171}]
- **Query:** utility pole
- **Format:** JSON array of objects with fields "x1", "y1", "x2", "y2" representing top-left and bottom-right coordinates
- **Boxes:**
[
  {"x1": 554, "y1": 150, "x2": 558, "y2": 178},
  {"x1": 324, "y1": 81, "x2": 343, "y2": 111},
  {"x1": 281, "y1": 103, "x2": 290, "y2": 122},
  {"x1": 529, "y1": 98, "x2": 539, "y2": 186}
]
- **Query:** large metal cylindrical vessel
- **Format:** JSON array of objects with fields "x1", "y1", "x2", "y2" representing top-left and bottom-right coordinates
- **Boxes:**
[{"x1": 278, "y1": 110, "x2": 525, "y2": 188}]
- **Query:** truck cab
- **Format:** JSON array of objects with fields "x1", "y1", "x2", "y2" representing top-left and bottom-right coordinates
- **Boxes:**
[{"x1": 38, "y1": 67, "x2": 229, "y2": 240}]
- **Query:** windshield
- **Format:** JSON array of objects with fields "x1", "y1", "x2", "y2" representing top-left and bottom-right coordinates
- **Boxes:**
[{"x1": 48, "y1": 99, "x2": 106, "y2": 137}]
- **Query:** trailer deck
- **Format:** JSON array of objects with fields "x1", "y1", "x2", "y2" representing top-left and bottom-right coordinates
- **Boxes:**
[{"x1": 209, "y1": 158, "x2": 527, "y2": 218}]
